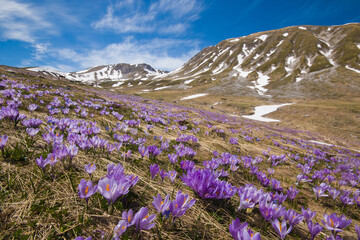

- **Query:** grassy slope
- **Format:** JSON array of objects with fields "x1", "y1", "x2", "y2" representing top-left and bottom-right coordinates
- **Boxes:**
[{"x1": 0, "y1": 67, "x2": 359, "y2": 240}]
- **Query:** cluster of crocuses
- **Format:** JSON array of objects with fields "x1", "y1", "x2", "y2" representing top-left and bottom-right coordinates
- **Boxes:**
[
  {"x1": 1, "y1": 106, "x2": 27, "y2": 127},
  {"x1": 78, "y1": 162, "x2": 138, "y2": 209},
  {"x1": 152, "y1": 191, "x2": 196, "y2": 221},
  {"x1": 181, "y1": 168, "x2": 236, "y2": 199},
  {"x1": 149, "y1": 164, "x2": 177, "y2": 183},
  {"x1": 112, "y1": 207, "x2": 156, "y2": 239},
  {"x1": 229, "y1": 218, "x2": 261, "y2": 240}
]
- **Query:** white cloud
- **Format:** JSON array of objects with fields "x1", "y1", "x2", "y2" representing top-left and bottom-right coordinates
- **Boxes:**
[
  {"x1": 0, "y1": 0, "x2": 52, "y2": 42},
  {"x1": 92, "y1": 0, "x2": 203, "y2": 34},
  {"x1": 32, "y1": 43, "x2": 50, "y2": 59},
  {"x1": 53, "y1": 38, "x2": 200, "y2": 71}
]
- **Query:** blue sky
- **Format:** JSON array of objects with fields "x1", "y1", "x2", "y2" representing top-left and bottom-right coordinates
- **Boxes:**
[{"x1": 0, "y1": 0, "x2": 359, "y2": 72}]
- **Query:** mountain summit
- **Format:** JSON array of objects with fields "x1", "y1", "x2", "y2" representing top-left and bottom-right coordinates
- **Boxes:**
[{"x1": 28, "y1": 63, "x2": 166, "y2": 86}]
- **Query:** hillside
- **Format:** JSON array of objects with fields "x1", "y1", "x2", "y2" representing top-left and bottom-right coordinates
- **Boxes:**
[
  {"x1": 0, "y1": 66, "x2": 359, "y2": 239},
  {"x1": 145, "y1": 24, "x2": 360, "y2": 99}
]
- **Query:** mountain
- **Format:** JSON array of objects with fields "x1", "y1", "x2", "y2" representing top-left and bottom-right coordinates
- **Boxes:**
[
  {"x1": 27, "y1": 24, "x2": 360, "y2": 98},
  {"x1": 28, "y1": 63, "x2": 167, "y2": 87},
  {"x1": 149, "y1": 23, "x2": 360, "y2": 98}
]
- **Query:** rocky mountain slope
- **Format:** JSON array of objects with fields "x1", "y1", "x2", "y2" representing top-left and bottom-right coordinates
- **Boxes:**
[
  {"x1": 28, "y1": 63, "x2": 166, "y2": 87},
  {"x1": 149, "y1": 23, "x2": 360, "y2": 98},
  {"x1": 27, "y1": 23, "x2": 360, "y2": 98}
]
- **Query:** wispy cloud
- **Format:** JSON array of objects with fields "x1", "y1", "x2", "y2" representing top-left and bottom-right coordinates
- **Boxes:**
[
  {"x1": 53, "y1": 38, "x2": 200, "y2": 71},
  {"x1": 32, "y1": 43, "x2": 50, "y2": 60},
  {"x1": 92, "y1": 0, "x2": 203, "y2": 34},
  {"x1": 0, "y1": 0, "x2": 53, "y2": 42}
]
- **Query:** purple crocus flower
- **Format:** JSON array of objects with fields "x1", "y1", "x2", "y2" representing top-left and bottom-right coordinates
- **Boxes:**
[
  {"x1": 328, "y1": 188, "x2": 341, "y2": 200},
  {"x1": 308, "y1": 220, "x2": 323, "y2": 240},
  {"x1": 229, "y1": 137, "x2": 238, "y2": 145},
  {"x1": 78, "y1": 179, "x2": 98, "y2": 201},
  {"x1": 229, "y1": 218, "x2": 248, "y2": 240},
  {"x1": 259, "y1": 201, "x2": 285, "y2": 221},
  {"x1": 0, "y1": 135, "x2": 9, "y2": 149},
  {"x1": 138, "y1": 145, "x2": 148, "y2": 158},
  {"x1": 284, "y1": 209, "x2": 303, "y2": 226},
  {"x1": 301, "y1": 207, "x2": 316, "y2": 223},
  {"x1": 271, "y1": 218, "x2": 292, "y2": 240},
  {"x1": 180, "y1": 160, "x2": 195, "y2": 171},
  {"x1": 286, "y1": 187, "x2": 299, "y2": 201},
  {"x1": 229, "y1": 219, "x2": 261, "y2": 240},
  {"x1": 133, "y1": 207, "x2": 156, "y2": 232},
  {"x1": 168, "y1": 170, "x2": 177, "y2": 183},
  {"x1": 122, "y1": 150, "x2": 131, "y2": 159},
  {"x1": 84, "y1": 163, "x2": 96, "y2": 176},
  {"x1": 340, "y1": 194, "x2": 354, "y2": 205},
  {"x1": 149, "y1": 164, "x2": 160, "y2": 180},
  {"x1": 159, "y1": 169, "x2": 167, "y2": 182},
  {"x1": 97, "y1": 176, "x2": 131, "y2": 205},
  {"x1": 22, "y1": 118, "x2": 42, "y2": 128},
  {"x1": 230, "y1": 164, "x2": 239, "y2": 172},
  {"x1": 36, "y1": 156, "x2": 48, "y2": 170},
  {"x1": 237, "y1": 191, "x2": 255, "y2": 211},
  {"x1": 113, "y1": 220, "x2": 127, "y2": 239},
  {"x1": 26, "y1": 128, "x2": 40, "y2": 137},
  {"x1": 169, "y1": 190, "x2": 196, "y2": 220},
  {"x1": 322, "y1": 213, "x2": 352, "y2": 235},
  {"x1": 168, "y1": 153, "x2": 178, "y2": 164},
  {"x1": 46, "y1": 153, "x2": 58, "y2": 167},
  {"x1": 355, "y1": 224, "x2": 360, "y2": 240},
  {"x1": 27, "y1": 104, "x2": 38, "y2": 112},
  {"x1": 270, "y1": 179, "x2": 283, "y2": 192},
  {"x1": 122, "y1": 209, "x2": 135, "y2": 226},
  {"x1": 152, "y1": 194, "x2": 171, "y2": 214},
  {"x1": 313, "y1": 186, "x2": 328, "y2": 199}
]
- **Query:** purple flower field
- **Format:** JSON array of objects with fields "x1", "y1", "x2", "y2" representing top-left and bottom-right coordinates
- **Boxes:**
[{"x1": 0, "y1": 72, "x2": 359, "y2": 239}]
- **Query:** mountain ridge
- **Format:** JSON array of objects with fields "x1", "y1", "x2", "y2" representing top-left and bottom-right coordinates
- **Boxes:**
[
  {"x1": 27, "y1": 63, "x2": 167, "y2": 86},
  {"x1": 149, "y1": 23, "x2": 360, "y2": 98},
  {"x1": 27, "y1": 23, "x2": 360, "y2": 98}
]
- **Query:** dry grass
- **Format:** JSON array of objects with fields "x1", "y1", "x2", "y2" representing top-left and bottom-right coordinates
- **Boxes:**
[{"x1": 0, "y1": 67, "x2": 359, "y2": 239}]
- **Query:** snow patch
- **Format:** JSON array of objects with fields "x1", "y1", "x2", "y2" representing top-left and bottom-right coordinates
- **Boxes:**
[
  {"x1": 112, "y1": 82, "x2": 123, "y2": 87},
  {"x1": 253, "y1": 54, "x2": 261, "y2": 60},
  {"x1": 233, "y1": 54, "x2": 251, "y2": 78},
  {"x1": 180, "y1": 93, "x2": 208, "y2": 100},
  {"x1": 184, "y1": 79, "x2": 194, "y2": 85},
  {"x1": 357, "y1": 43, "x2": 360, "y2": 49},
  {"x1": 309, "y1": 140, "x2": 333, "y2": 146},
  {"x1": 295, "y1": 77, "x2": 303, "y2": 83},
  {"x1": 298, "y1": 26, "x2": 307, "y2": 30},
  {"x1": 258, "y1": 34, "x2": 268, "y2": 41},
  {"x1": 307, "y1": 57, "x2": 312, "y2": 67},
  {"x1": 286, "y1": 56, "x2": 296, "y2": 65},
  {"x1": 276, "y1": 40, "x2": 284, "y2": 47},
  {"x1": 229, "y1": 38, "x2": 240, "y2": 42},
  {"x1": 346, "y1": 65, "x2": 360, "y2": 74},
  {"x1": 282, "y1": 33, "x2": 288, "y2": 37},
  {"x1": 154, "y1": 86, "x2": 171, "y2": 91},
  {"x1": 266, "y1": 49, "x2": 276, "y2": 57},
  {"x1": 253, "y1": 72, "x2": 270, "y2": 95},
  {"x1": 242, "y1": 103, "x2": 293, "y2": 122},
  {"x1": 212, "y1": 62, "x2": 228, "y2": 74}
]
